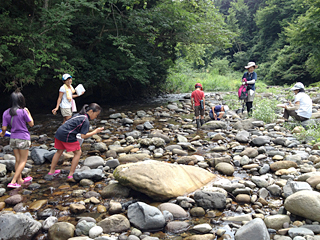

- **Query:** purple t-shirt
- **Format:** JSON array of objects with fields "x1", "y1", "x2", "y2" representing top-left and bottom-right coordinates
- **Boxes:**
[{"x1": 2, "y1": 108, "x2": 32, "y2": 140}]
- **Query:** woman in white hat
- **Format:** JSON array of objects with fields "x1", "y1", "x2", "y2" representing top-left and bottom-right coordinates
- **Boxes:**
[
  {"x1": 281, "y1": 82, "x2": 312, "y2": 122},
  {"x1": 241, "y1": 62, "x2": 258, "y2": 115},
  {"x1": 52, "y1": 74, "x2": 83, "y2": 124}
]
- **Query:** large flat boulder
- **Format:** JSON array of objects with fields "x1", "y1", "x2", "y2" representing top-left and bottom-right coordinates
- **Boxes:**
[{"x1": 113, "y1": 160, "x2": 216, "y2": 201}]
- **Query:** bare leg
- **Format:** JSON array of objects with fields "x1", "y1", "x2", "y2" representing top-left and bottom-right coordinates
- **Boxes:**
[
  {"x1": 49, "y1": 149, "x2": 64, "y2": 174},
  {"x1": 12, "y1": 149, "x2": 28, "y2": 185},
  {"x1": 63, "y1": 115, "x2": 72, "y2": 124},
  {"x1": 69, "y1": 149, "x2": 81, "y2": 177}
]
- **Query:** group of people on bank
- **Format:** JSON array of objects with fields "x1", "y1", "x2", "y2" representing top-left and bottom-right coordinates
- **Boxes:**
[
  {"x1": 1, "y1": 74, "x2": 104, "y2": 188},
  {"x1": 191, "y1": 61, "x2": 313, "y2": 128}
]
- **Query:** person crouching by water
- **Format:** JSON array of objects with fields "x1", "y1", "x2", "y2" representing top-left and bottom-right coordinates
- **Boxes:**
[
  {"x1": 210, "y1": 105, "x2": 229, "y2": 120},
  {"x1": 52, "y1": 74, "x2": 83, "y2": 124},
  {"x1": 0, "y1": 91, "x2": 34, "y2": 188},
  {"x1": 281, "y1": 82, "x2": 312, "y2": 122},
  {"x1": 242, "y1": 62, "x2": 258, "y2": 116},
  {"x1": 191, "y1": 83, "x2": 205, "y2": 128},
  {"x1": 48, "y1": 103, "x2": 104, "y2": 179}
]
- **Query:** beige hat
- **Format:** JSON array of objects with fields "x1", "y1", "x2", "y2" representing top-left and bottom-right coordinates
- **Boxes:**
[{"x1": 245, "y1": 62, "x2": 258, "y2": 69}]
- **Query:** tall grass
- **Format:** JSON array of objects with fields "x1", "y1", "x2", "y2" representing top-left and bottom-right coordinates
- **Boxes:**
[{"x1": 252, "y1": 98, "x2": 280, "y2": 123}]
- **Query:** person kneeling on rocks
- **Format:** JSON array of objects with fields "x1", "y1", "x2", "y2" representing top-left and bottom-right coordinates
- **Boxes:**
[
  {"x1": 209, "y1": 105, "x2": 229, "y2": 120},
  {"x1": 281, "y1": 82, "x2": 312, "y2": 122},
  {"x1": 191, "y1": 83, "x2": 205, "y2": 128}
]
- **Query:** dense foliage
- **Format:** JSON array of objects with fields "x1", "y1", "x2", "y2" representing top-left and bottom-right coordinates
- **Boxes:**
[
  {"x1": 0, "y1": 0, "x2": 232, "y2": 106},
  {"x1": 1, "y1": 0, "x2": 320, "y2": 110}
]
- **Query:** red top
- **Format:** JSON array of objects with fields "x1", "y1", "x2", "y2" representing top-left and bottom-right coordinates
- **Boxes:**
[{"x1": 191, "y1": 90, "x2": 204, "y2": 106}]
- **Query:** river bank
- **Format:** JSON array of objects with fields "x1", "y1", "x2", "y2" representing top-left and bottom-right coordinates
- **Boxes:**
[{"x1": 1, "y1": 88, "x2": 320, "y2": 240}]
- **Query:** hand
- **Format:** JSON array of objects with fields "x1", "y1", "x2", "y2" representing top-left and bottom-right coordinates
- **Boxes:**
[
  {"x1": 0, "y1": 132, "x2": 5, "y2": 138},
  {"x1": 95, "y1": 127, "x2": 104, "y2": 134},
  {"x1": 24, "y1": 107, "x2": 30, "y2": 113},
  {"x1": 242, "y1": 82, "x2": 246, "y2": 85},
  {"x1": 52, "y1": 108, "x2": 58, "y2": 115}
]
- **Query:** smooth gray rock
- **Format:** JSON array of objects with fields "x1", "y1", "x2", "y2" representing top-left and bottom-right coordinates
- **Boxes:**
[
  {"x1": 73, "y1": 169, "x2": 104, "y2": 181},
  {"x1": 193, "y1": 190, "x2": 226, "y2": 209},
  {"x1": 235, "y1": 218, "x2": 270, "y2": 240},
  {"x1": 31, "y1": 148, "x2": 50, "y2": 165},
  {"x1": 0, "y1": 212, "x2": 42, "y2": 240},
  {"x1": 84, "y1": 156, "x2": 105, "y2": 169},
  {"x1": 127, "y1": 202, "x2": 166, "y2": 231}
]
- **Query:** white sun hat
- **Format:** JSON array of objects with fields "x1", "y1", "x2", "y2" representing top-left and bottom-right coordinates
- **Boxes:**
[
  {"x1": 224, "y1": 105, "x2": 229, "y2": 111},
  {"x1": 245, "y1": 62, "x2": 258, "y2": 69},
  {"x1": 62, "y1": 74, "x2": 72, "y2": 81},
  {"x1": 290, "y1": 82, "x2": 305, "y2": 91}
]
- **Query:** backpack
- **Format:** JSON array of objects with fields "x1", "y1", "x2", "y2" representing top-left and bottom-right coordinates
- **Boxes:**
[{"x1": 238, "y1": 84, "x2": 248, "y2": 100}]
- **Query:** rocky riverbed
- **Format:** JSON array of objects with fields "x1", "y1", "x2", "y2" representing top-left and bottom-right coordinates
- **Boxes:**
[{"x1": 1, "y1": 87, "x2": 320, "y2": 240}]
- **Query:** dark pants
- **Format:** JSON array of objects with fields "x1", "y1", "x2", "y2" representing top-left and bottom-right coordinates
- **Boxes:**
[
  {"x1": 283, "y1": 109, "x2": 309, "y2": 122},
  {"x1": 246, "y1": 102, "x2": 253, "y2": 115}
]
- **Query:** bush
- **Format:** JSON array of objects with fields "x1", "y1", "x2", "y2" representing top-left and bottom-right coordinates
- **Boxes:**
[{"x1": 252, "y1": 98, "x2": 280, "y2": 123}]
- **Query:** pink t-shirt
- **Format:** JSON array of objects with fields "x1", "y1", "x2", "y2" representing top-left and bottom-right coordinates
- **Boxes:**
[
  {"x1": 2, "y1": 108, "x2": 32, "y2": 140},
  {"x1": 191, "y1": 90, "x2": 204, "y2": 106}
]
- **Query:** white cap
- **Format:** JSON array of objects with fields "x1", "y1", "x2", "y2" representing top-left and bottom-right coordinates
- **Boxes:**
[
  {"x1": 62, "y1": 74, "x2": 72, "y2": 81},
  {"x1": 290, "y1": 82, "x2": 304, "y2": 91},
  {"x1": 224, "y1": 105, "x2": 229, "y2": 111}
]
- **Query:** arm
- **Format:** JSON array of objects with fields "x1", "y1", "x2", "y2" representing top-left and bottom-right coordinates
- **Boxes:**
[
  {"x1": 24, "y1": 108, "x2": 34, "y2": 127},
  {"x1": 246, "y1": 79, "x2": 256, "y2": 84},
  {"x1": 0, "y1": 126, "x2": 7, "y2": 137},
  {"x1": 52, "y1": 92, "x2": 64, "y2": 114},
  {"x1": 81, "y1": 127, "x2": 104, "y2": 139},
  {"x1": 191, "y1": 98, "x2": 194, "y2": 110},
  {"x1": 285, "y1": 101, "x2": 300, "y2": 111}
]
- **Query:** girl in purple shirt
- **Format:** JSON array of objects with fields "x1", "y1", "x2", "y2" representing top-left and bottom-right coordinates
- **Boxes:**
[{"x1": 0, "y1": 91, "x2": 34, "y2": 188}]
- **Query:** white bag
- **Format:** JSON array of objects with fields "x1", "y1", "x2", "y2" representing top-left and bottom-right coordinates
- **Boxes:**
[{"x1": 75, "y1": 84, "x2": 85, "y2": 96}]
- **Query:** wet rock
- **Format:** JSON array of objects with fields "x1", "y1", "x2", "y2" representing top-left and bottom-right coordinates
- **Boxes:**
[
  {"x1": 83, "y1": 191, "x2": 100, "y2": 198},
  {"x1": 70, "y1": 203, "x2": 86, "y2": 214},
  {"x1": 172, "y1": 149, "x2": 188, "y2": 156},
  {"x1": 264, "y1": 215, "x2": 290, "y2": 230},
  {"x1": 89, "y1": 225, "x2": 103, "y2": 238},
  {"x1": 250, "y1": 136, "x2": 271, "y2": 146},
  {"x1": 0, "y1": 212, "x2": 42, "y2": 240},
  {"x1": 43, "y1": 216, "x2": 58, "y2": 230},
  {"x1": 101, "y1": 182, "x2": 131, "y2": 198},
  {"x1": 165, "y1": 221, "x2": 190, "y2": 233},
  {"x1": 234, "y1": 218, "x2": 270, "y2": 240},
  {"x1": 105, "y1": 159, "x2": 120, "y2": 168},
  {"x1": 184, "y1": 234, "x2": 215, "y2": 240},
  {"x1": 109, "y1": 200, "x2": 123, "y2": 214},
  {"x1": 79, "y1": 179, "x2": 94, "y2": 186},
  {"x1": 0, "y1": 160, "x2": 16, "y2": 171},
  {"x1": 28, "y1": 183, "x2": 41, "y2": 190},
  {"x1": 73, "y1": 169, "x2": 104, "y2": 181},
  {"x1": 92, "y1": 142, "x2": 107, "y2": 152},
  {"x1": 192, "y1": 223, "x2": 212, "y2": 233},
  {"x1": 31, "y1": 148, "x2": 50, "y2": 165},
  {"x1": 48, "y1": 222, "x2": 75, "y2": 240},
  {"x1": 118, "y1": 153, "x2": 150, "y2": 163},
  {"x1": 288, "y1": 227, "x2": 314, "y2": 238},
  {"x1": 4, "y1": 194, "x2": 23, "y2": 205},
  {"x1": 284, "y1": 190, "x2": 320, "y2": 222},
  {"x1": 114, "y1": 160, "x2": 216, "y2": 201},
  {"x1": 0, "y1": 163, "x2": 6, "y2": 177},
  {"x1": 194, "y1": 190, "x2": 226, "y2": 209},
  {"x1": 127, "y1": 202, "x2": 166, "y2": 231},
  {"x1": 84, "y1": 156, "x2": 105, "y2": 169},
  {"x1": 75, "y1": 220, "x2": 96, "y2": 236},
  {"x1": 158, "y1": 202, "x2": 189, "y2": 220},
  {"x1": 240, "y1": 148, "x2": 259, "y2": 158},
  {"x1": 201, "y1": 121, "x2": 227, "y2": 130},
  {"x1": 215, "y1": 162, "x2": 234, "y2": 176},
  {"x1": 190, "y1": 207, "x2": 205, "y2": 217},
  {"x1": 29, "y1": 199, "x2": 48, "y2": 211},
  {"x1": 37, "y1": 208, "x2": 58, "y2": 220},
  {"x1": 235, "y1": 130, "x2": 250, "y2": 143},
  {"x1": 97, "y1": 214, "x2": 130, "y2": 233}
]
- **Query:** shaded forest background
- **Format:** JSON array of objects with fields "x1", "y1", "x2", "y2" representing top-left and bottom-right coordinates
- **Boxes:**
[{"x1": 1, "y1": 0, "x2": 320, "y2": 112}]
